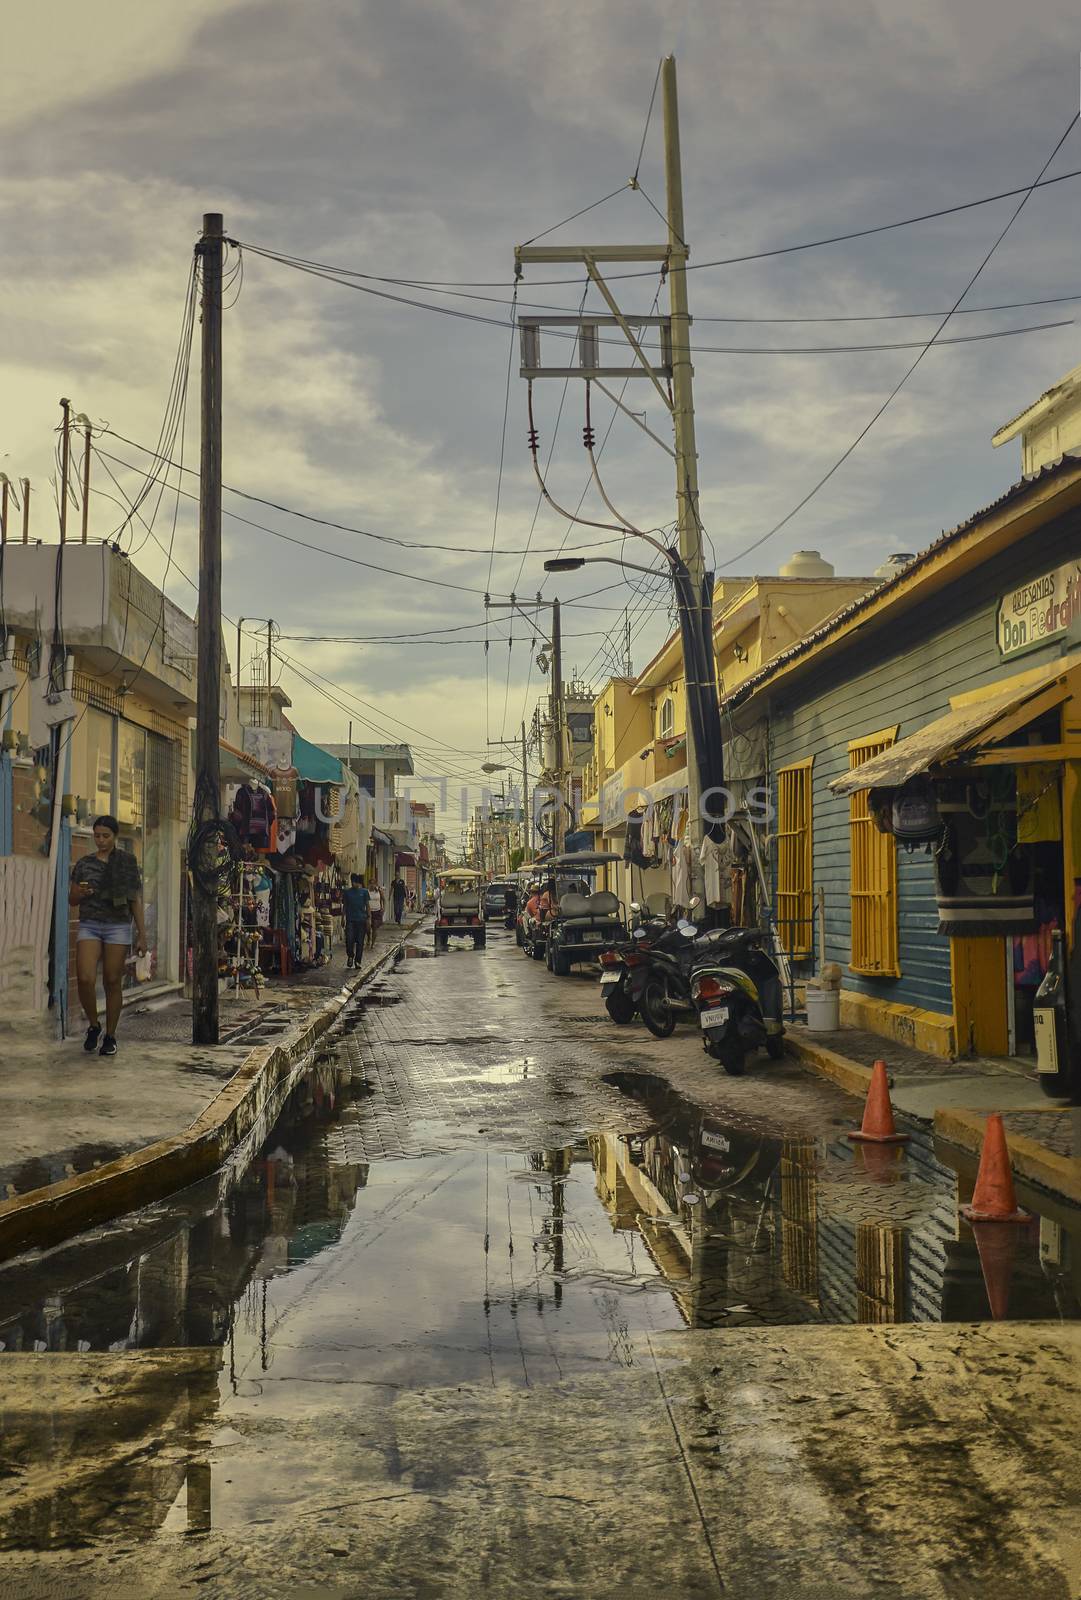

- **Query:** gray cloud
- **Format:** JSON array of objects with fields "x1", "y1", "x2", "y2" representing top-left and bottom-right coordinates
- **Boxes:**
[{"x1": 3, "y1": 0, "x2": 1080, "y2": 807}]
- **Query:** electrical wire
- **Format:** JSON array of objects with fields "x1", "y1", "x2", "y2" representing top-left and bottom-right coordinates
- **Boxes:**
[
  {"x1": 228, "y1": 163, "x2": 1081, "y2": 290},
  {"x1": 631, "y1": 61, "x2": 663, "y2": 188},
  {"x1": 228, "y1": 240, "x2": 1075, "y2": 355},
  {"x1": 94, "y1": 434, "x2": 644, "y2": 558},
  {"x1": 721, "y1": 109, "x2": 1080, "y2": 568}
]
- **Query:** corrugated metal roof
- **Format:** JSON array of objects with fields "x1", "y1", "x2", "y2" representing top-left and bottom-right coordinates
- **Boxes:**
[{"x1": 726, "y1": 452, "x2": 1081, "y2": 712}]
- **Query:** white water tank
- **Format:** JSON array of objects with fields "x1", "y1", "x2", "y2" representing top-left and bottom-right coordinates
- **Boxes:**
[
  {"x1": 779, "y1": 550, "x2": 835, "y2": 579},
  {"x1": 873, "y1": 552, "x2": 915, "y2": 581}
]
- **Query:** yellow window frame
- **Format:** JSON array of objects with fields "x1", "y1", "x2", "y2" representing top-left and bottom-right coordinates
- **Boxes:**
[
  {"x1": 776, "y1": 759, "x2": 813, "y2": 957},
  {"x1": 848, "y1": 726, "x2": 900, "y2": 977}
]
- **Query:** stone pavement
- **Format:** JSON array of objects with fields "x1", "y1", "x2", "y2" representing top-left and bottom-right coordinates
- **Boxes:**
[
  {"x1": 2, "y1": 927, "x2": 1080, "y2": 1597},
  {"x1": 0, "y1": 918, "x2": 419, "y2": 1206},
  {"x1": 788, "y1": 1021, "x2": 1078, "y2": 1200}
]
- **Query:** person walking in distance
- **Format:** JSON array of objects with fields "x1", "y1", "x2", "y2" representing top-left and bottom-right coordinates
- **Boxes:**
[
  {"x1": 341, "y1": 874, "x2": 370, "y2": 970},
  {"x1": 391, "y1": 874, "x2": 407, "y2": 925},
  {"x1": 367, "y1": 879, "x2": 384, "y2": 948},
  {"x1": 68, "y1": 815, "x2": 147, "y2": 1057}
]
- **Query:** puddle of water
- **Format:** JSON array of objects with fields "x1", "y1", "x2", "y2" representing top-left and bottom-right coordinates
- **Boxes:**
[{"x1": 4, "y1": 1028, "x2": 1081, "y2": 1551}]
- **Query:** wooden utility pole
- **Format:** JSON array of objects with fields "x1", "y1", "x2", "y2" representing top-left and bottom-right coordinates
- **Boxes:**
[
  {"x1": 0, "y1": 478, "x2": 7, "y2": 546},
  {"x1": 58, "y1": 398, "x2": 71, "y2": 544},
  {"x1": 193, "y1": 212, "x2": 224, "y2": 1046},
  {"x1": 20, "y1": 479, "x2": 30, "y2": 543},
  {"x1": 266, "y1": 619, "x2": 274, "y2": 727}
]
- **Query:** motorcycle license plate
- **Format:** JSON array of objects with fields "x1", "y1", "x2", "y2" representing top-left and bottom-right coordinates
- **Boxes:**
[
  {"x1": 700, "y1": 1006, "x2": 729, "y2": 1029},
  {"x1": 582, "y1": 931, "x2": 603, "y2": 942},
  {"x1": 600, "y1": 972, "x2": 620, "y2": 987}
]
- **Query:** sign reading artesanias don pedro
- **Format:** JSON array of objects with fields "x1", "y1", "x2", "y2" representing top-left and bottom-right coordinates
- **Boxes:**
[{"x1": 997, "y1": 559, "x2": 1081, "y2": 658}]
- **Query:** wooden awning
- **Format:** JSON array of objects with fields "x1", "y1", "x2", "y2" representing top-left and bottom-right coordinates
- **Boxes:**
[{"x1": 829, "y1": 649, "x2": 1081, "y2": 796}]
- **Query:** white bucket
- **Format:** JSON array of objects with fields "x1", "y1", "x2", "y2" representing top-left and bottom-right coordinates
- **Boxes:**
[{"x1": 805, "y1": 986, "x2": 840, "y2": 1031}]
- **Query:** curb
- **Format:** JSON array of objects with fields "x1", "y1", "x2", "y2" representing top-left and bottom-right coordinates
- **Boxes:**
[
  {"x1": 786, "y1": 1033, "x2": 877, "y2": 1099},
  {"x1": 0, "y1": 932, "x2": 416, "y2": 1264},
  {"x1": 934, "y1": 1105, "x2": 1081, "y2": 1207}
]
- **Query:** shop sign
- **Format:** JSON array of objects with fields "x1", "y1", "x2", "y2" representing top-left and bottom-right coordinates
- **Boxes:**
[{"x1": 997, "y1": 559, "x2": 1081, "y2": 658}]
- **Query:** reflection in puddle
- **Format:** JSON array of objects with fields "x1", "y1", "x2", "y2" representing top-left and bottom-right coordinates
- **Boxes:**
[{"x1": 3, "y1": 1040, "x2": 1081, "y2": 1552}]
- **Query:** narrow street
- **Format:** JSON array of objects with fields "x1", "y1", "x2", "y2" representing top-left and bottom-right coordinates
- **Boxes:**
[{"x1": 2, "y1": 925, "x2": 1080, "y2": 1598}]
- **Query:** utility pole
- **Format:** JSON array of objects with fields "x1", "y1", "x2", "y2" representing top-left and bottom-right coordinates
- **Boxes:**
[
  {"x1": 193, "y1": 212, "x2": 224, "y2": 1046},
  {"x1": 486, "y1": 594, "x2": 566, "y2": 857},
  {"x1": 20, "y1": 479, "x2": 30, "y2": 543},
  {"x1": 521, "y1": 719, "x2": 530, "y2": 857},
  {"x1": 662, "y1": 55, "x2": 706, "y2": 897},
  {"x1": 58, "y1": 398, "x2": 71, "y2": 544},
  {"x1": 550, "y1": 597, "x2": 566, "y2": 855},
  {"x1": 266, "y1": 619, "x2": 274, "y2": 728},
  {"x1": 514, "y1": 54, "x2": 709, "y2": 903},
  {"x1": 80, "y1": 418, "x2": 92, "y2": 543}
]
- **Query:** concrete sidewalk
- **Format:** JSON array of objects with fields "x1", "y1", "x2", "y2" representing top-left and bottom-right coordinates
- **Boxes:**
[
  {"x1": 788, "y1": 1021, "x2": 1081, "y2": 1204},
  {"x1": 0, "y1": 918, "x2": 425, "y2": 1260}
]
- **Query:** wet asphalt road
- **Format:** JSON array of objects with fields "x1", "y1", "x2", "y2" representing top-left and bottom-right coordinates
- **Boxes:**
[{"x1": 3, "y1": 922, "x2": 1081, "y2": 1598}]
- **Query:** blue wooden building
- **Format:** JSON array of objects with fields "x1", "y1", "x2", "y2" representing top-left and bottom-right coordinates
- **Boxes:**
[{"x1": 725, "y1": 452, "x2": 1081, "y2": 1061}]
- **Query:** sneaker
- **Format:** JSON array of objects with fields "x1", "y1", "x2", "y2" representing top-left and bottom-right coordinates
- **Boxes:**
[
  {"x1": 346, "y1": 958, "x2": 354, "y2": 969},
  {"x1": 83, "y1": 1024, "x2": 102, "y2": 1053},
  {"x1": 99, "y1": 1035, "x2": 118, "y2": 1058}
]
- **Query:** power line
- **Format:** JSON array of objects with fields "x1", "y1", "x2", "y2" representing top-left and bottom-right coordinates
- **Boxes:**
[
  {"x1": 228, "y1": 162, "x2": 1081, "y2": 291},
  {"x1": 95, "y1": 434, "x2": 642, "y2": 558},
  {"x1": 228, "y1": 241, "x2": 1075, "y2": 354},
  {"x1": 721, "y1": 110, "x2": 1081, "y2": 569}
]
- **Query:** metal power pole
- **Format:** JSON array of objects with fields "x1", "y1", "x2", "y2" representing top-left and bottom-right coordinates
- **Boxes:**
[
  {"x1": 662, "y1": 56, "x2": 706, "y2": 901},
  {"x1": 550, "y1": 597, "x2": 566, "y2": 855},
  {"x1": 193, "y1": 212, "x2": 224, "y2": 1046},
  {"x1": 266, "y1": 619, "x2": 274, "y2": 727}
]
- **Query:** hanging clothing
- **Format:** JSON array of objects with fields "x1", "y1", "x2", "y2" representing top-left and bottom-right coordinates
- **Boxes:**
[
  {"x1": 231, "y1": 783, "x2": 277, "y2": 851},
  {"x1": 700, "y1": 836, "x2": 729, "y2": 909},
  {"x1": 272, "y1": 763, "x2": 300, "y2": 820},
  {"x1": 671, "y1": 839, "x2": 692, "y2": 908}
]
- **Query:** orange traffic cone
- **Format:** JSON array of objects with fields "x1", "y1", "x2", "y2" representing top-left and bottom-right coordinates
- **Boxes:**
[
  {"x1": 960, "y1": 1113, "x2": 1028, "y2": 1222},
  {"x1": 848, "y1": 1060, "x2": 909, "y2": 1144}
]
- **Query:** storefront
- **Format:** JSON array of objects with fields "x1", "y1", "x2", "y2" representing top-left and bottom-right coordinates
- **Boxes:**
[
  {"x1": 831, "y1": 650, "x2": 1081, "y2": 1058},
  {"x1": 725, "y1": 449, "x2": 1081, "y2": 1061}
]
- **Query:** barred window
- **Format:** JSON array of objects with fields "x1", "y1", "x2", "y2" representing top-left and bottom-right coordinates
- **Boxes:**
[
  {"x1": 776, "y1": 760, "x2": 813, "y2": 957},
  {"x1": 848, "y1": 728, "x2": 899, "y2": 976}
]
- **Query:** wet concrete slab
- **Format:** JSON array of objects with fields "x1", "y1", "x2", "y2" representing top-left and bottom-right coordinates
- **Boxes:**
[
  {"x1": 2, "y1": 1323, "x2": 1079, "y2": 1598},
  {"x1": 4, "y1": 929, "x2": 1081, "y2": 1597}
]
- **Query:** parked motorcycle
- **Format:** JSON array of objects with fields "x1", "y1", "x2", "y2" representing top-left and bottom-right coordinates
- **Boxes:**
[
  {"x1": 628, "y1": 915, "x2": 704, "y2": 1039},
  {"x1": 689, "y1": 927, "x2": 786, "y2": 1075}
]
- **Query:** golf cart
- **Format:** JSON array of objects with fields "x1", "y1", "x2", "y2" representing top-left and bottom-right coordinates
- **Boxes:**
[
  {"x1": 543, "y1": 852, "x2": 627, "y2": 977},
  {"x1": 434, "y1": 868, "x2": 486, "y2": 951}
]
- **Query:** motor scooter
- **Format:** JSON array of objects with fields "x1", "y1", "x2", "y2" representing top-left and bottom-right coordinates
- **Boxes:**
[{"x1": 688, "y1": 927, "x2": 786, "y2": 1075}]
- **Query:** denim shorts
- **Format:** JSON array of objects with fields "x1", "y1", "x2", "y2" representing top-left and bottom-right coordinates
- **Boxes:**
[{"x1": 77, "y1": 919, "x2": 133, "y2": 946}]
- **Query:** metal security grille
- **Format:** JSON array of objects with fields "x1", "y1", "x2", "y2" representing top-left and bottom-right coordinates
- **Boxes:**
[
  {"x1": 848, "y1": 730, "x2": 899, "y2": 976},
  {"x1": 775, "y1": 759, "x2": 813, "y2": 958},
  {"x1": 146, "y1": 730, "x2": 183, "y2": 826},
  {"x1": 72, "y1": 673, "x2": 125, "y2": 717}
]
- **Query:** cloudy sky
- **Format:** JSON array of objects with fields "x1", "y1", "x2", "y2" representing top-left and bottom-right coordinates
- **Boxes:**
[{"x1": 3, "y1": 0, "x2": 1080, "y2": 843}]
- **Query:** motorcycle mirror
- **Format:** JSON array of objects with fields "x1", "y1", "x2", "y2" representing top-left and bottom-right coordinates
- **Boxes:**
[
  {"x1": 629, "y1": 901, "x2": 641, "y2": 913},
  {"x1": 688, "y1": 895, "x2": 702, "y2": 910},
  {"x1": 632, "y1": 927, "x2": 647, "y2": 940},
  {"x1": 678, "y1": 923, "x2": 696, "y2": 938}
]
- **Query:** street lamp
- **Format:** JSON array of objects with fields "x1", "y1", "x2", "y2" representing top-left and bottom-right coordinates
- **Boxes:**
[{"x1": 544, "y1": 548, "x2": 727, "y2": 915}]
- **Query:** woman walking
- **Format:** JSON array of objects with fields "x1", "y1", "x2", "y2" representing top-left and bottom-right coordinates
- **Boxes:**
[
  {"x1": 69, "y1": 815, "x2": 147, "y2": 1057},
  {"x1": 367, "y1": 880, "x2": 384, "y2": 949}
]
